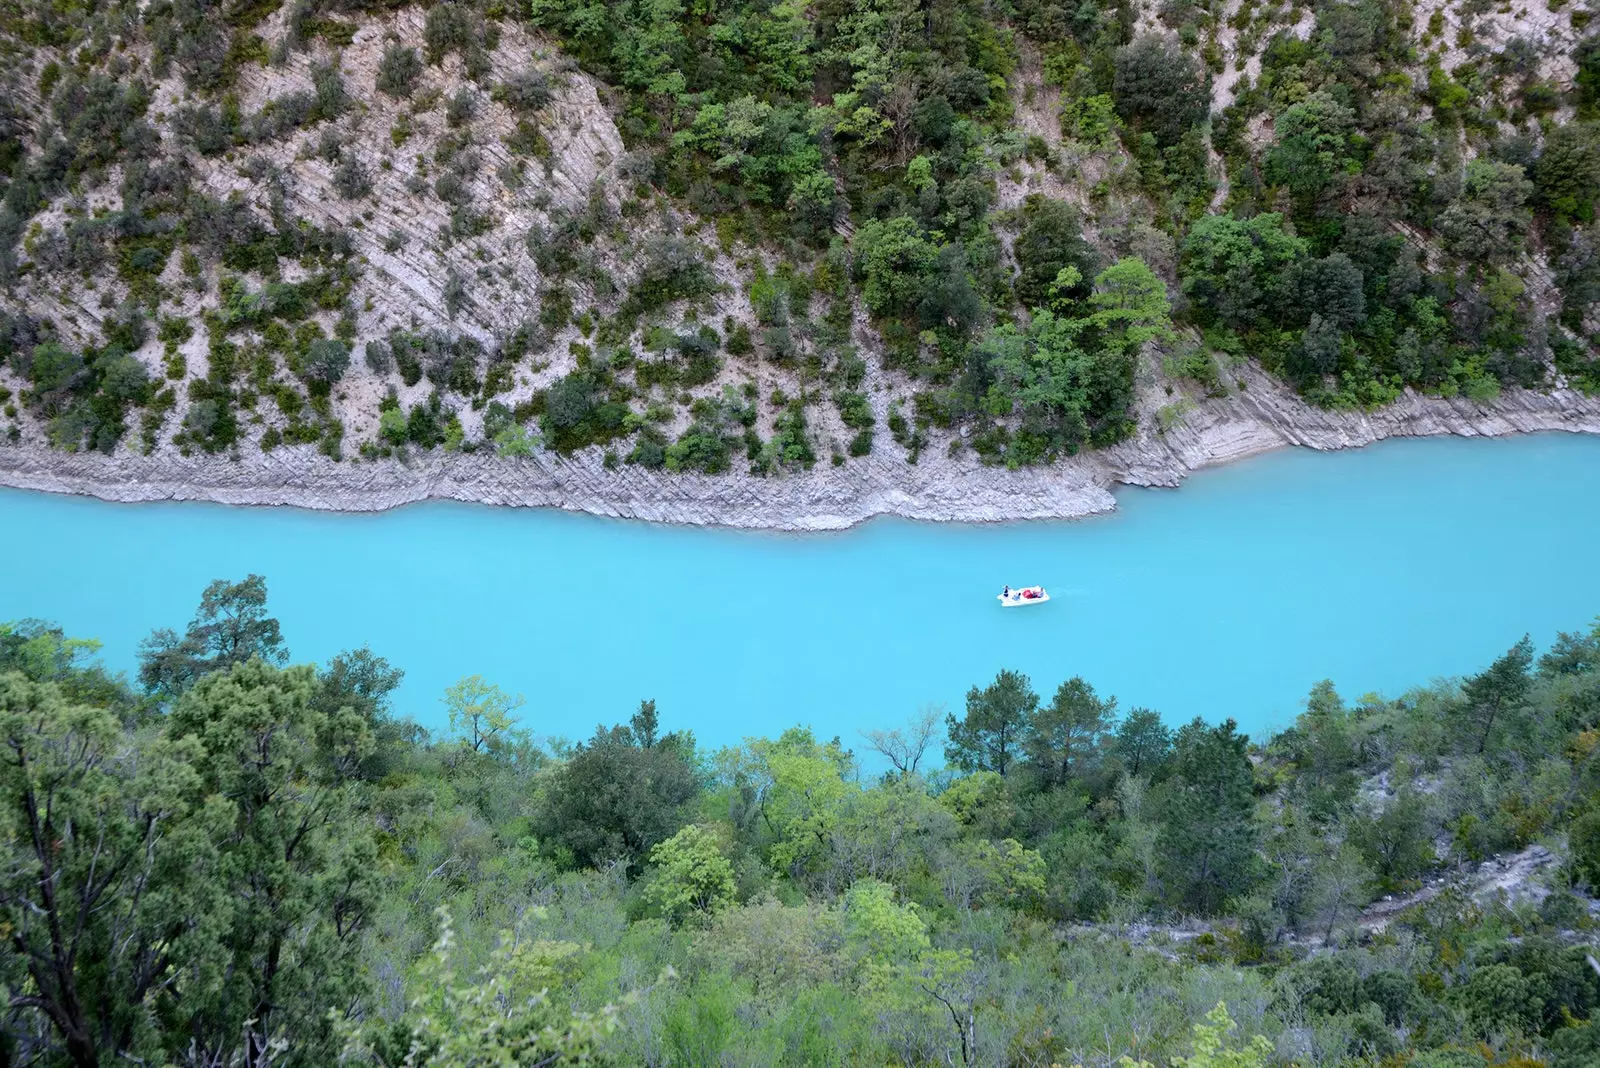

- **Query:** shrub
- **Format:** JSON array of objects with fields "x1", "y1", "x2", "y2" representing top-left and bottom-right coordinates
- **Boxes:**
[
  {"x1": 332, "y1": 153, "x2": 371, "y2": 200},
  {"x1": 493, "y1": 69, "x2": 555, "y2": 112},
  {"x1": 626, "y1": 236, "x2": 717, "y2": 316},
  {"x1": 1113, "y1": 35, "x2": 1208, "y2": 147},
  {"x1": 376, "y1": 45, "x2": 422, "y2": 99},
  {"x1": 299, "y1": 338, "x2": 350, "y2": 385}
]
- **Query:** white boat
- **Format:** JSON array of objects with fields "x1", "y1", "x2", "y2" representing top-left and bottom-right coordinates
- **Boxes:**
[{"x1": 998, "y1": 585, "x2": 1050, "y2": 607}]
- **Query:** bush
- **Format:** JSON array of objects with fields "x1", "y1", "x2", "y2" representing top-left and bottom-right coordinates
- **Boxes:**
[
  {"x1": 493, "y1": 69, "x2": 555, "y2": 112},
  {"x1": 298, "y1": 338, "x2": 350, "y2": 385},
  {"x1": 332, "y1": 153, "x2": 371, "y2": 200},
  {"x1": 1113, "y1": 35, "x2": 1208, "y2": 147},
  {"x1": 1013, "y1": 195, "x2": 1095, "y2": 310},
  {"x1": 625, "y1": 236, "x2": 717, "y2": 315},
  {"x1": 376, "y1": 45, "x2": 422, "y2": 99}
]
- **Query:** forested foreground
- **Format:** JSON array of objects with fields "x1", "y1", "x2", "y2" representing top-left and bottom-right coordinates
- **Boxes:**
[{"x1": 4, "y1": 578, "x2": 1600, "y2": 1066}]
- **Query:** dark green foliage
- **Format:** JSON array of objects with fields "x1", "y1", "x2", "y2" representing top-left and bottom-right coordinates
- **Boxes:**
[
  {"x1": 1024, "y1": 676, "x2": 1115, "y2": 789},
  {"x1": 298, "y1": 337, "x2": 351, "y2": 385},
  {"x1": 946, "y1": 669, "x2": 1037, "y2": 776},
  {"x1": 1013, "y1": 195, "x2": 1096, "y2": 310},
  {"x1": 136, "y1": 574, "x2": 288, "y2": 697},
  {"x1": 1113, "y1": 35, "x2": 1209, "y2": 148},
  {"x1": 1155, "y1": 718, "x2": 1259, "y2": 913},
  {"x1": 1457, "y1": 635, "x2": 1535, "y2": 754},
  {"x1": 1534, "y1": 123, "x2": 1600, "y2": 224},
  {"x1": 537, "y1": 705, "x2": 700, "y2": 869},
  {"x1": 1439, "y1": 160, "x2": 1535, "y2": 266},
  {"x1": 1111, "y1": 707, "x2": 1172, "y2": 777}
]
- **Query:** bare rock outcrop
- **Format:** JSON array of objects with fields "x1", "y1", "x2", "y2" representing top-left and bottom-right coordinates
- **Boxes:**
[{"x1": 4, "y1": 366, "x2": 1597, "y2": 529}]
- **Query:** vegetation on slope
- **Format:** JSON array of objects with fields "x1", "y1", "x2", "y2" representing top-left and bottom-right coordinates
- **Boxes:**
[
  {"x1": 0, "y1": 0, "x2": 1598, "y2": 469},
  {"x1": 4, "y1": 578, "x2": 1600, "y2": 1064}
]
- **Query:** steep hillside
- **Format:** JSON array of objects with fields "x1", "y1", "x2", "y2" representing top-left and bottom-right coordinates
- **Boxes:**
[{"x1": 0, "y1": 0, "x2": 1598, "y2": 505}]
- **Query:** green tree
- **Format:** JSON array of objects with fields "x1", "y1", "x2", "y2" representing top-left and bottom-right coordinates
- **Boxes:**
[
  {"x1": 1155, "y1": 718, "x2": 1260, "y2": 913},
  {"x1": 946, "y1": 670, "x2": 1037, "y2": 776},
  {"x1": 644, "y1": 823, "x2": 737, "y2": 925},
  {"x1": 1013, "y1": 194, "x2": 1095, "y2": 310},
  {"x1": 0, "y1": 672, "x2": 202, "y2": 1068},
  {"x1": 163, "y1": 659, "x2": 376, "y2": 1066},
  {"x1": 442, "y1": 673, "x2": 526, "y2": 753},
  {"x1": 1024, "y1": 675, "x2": 1116, "y2": 788},
  {"x1": 1266, "y1": 91, "x2": 1357, "y2": 199},
  {"x1": 299, "y1": 337, "x2": 351, "y2": 384},
  {"x1": 538, "y1": 709, "x2": 700, "y2": 868},
  {"x1": 1280, "y1": 680, "x2": 1361, "y2": 821},
  {"x1": 1180, "y1": 213, "x2": 1308, "y2": 331},
  {"x1": 1290, "y1": 253, "x2": 1367, "y2": 331},
  {"x1": 1457, "y1": 635, "x2": 1534, "y2": 754},
  {"x1": 1111, "y1": 707, "x2": 1173, "y2": 778},
  {"x1": 1539, "y1": 616, "x2": 1600, "y2": 676},
  {"x1": 1112, "y1": 35, "x2": 1208, "y2": 147},
  {"x1": 1533, "y1": 123, "x2": 1600, "y2": 224},
  {"x1": 854, "y1": 216, "x2": 940, "y2": 319},
  {"x1": 982, "y1": 257, "x2": 1171, "y2": 458},
  {"x1": 1438, "y1": 160, "x2": 1535, "y2": 265},
  {"x1": 1458, "y1": 963, "x2": 1539, "y2": 1037},
  {"x1": 1349, "y1": 787, "x2": 1435, "y2": 891},
  {"x1": 136, "y1": 574, "x2": 289, "y2": 698},
  {"x1": 1571, "y1": 806, "x2": 1600, "y2": 888}
]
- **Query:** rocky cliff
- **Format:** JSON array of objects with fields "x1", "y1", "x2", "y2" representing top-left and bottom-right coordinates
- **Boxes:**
[{"x1": 5, "y1": 362, "x2": 1597, "y2": 529}]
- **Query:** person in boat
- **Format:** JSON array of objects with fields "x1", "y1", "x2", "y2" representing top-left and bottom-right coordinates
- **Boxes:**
[{"x1": 1003, "y1": 585, "x2": 1011, "y2": 598}]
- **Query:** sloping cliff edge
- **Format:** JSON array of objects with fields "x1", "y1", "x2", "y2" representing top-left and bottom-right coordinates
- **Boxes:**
[{"x1": 4, "y1": 376, "x2": 1600, "y2": 530}]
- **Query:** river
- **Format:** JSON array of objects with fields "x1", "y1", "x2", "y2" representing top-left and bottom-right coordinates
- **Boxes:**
[{"x1": 3, "y1": 432, "x2": 1598, "y2": 752}]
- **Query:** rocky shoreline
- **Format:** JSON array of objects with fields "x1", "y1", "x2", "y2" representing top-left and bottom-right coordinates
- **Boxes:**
[{"x1": 3, "y1": 373, "x2": 1600, "y2": 530}]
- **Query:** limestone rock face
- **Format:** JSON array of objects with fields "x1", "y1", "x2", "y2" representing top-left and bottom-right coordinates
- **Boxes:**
[{"x1": 4, "y1": 369, "x2": 1597, "y2": 529}]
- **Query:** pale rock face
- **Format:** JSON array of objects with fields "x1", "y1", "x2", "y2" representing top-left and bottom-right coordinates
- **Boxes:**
[
  {"x1": 3, "y1": 1, "x2": 1598, "y2": 525},
  {"x1": 3, "y1": 364, "x2": 1597, "y2": 529}
]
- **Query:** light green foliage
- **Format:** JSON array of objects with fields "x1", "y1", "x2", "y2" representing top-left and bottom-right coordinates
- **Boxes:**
[
  {"x1": 442, "y1": 673, "x2": 526, "y2": 753},
  {"x1": 756, "y1": 727, "x2": 853, "y2": 875},
  {"x1": 854, "y1": 216, "x2": 940, "y2": 317},
  {"x1": 1117, "y1": 1003, "x2": 1273, "y2": 1068},
  {"x1": 1267, "y1": 91, "x2": 1357, "y2": 196},
  {"x1": 1066, "y1": 93, "x2": 1118, "y2": 150},
  {"x1": 1180, "y1": 1002, "x2": 1276, "y2": 1068},
  {"x1": 645, "y1": 823, "x2": 737, "y2": 924},
  {"x1": 494, "y1": 424, "x2": 539, "y2": 457},
  {"x1": 10, "y1": 578, "x2": 1600, "y2": 1066},
  {"x1": 343, "y1": 906, "x2": 628, "y2": 1065},
  {"x1": 1181, "y1": 214, "x2": 1308, "y2": 331},
  {"x1": 379, "y1": 406, "x2": 408, "y2": 445}
]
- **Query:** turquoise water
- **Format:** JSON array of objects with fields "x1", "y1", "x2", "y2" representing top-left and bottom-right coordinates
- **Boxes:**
[{"x1": 3, "y1": 433, "x2": 1599, "y2": 750}]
